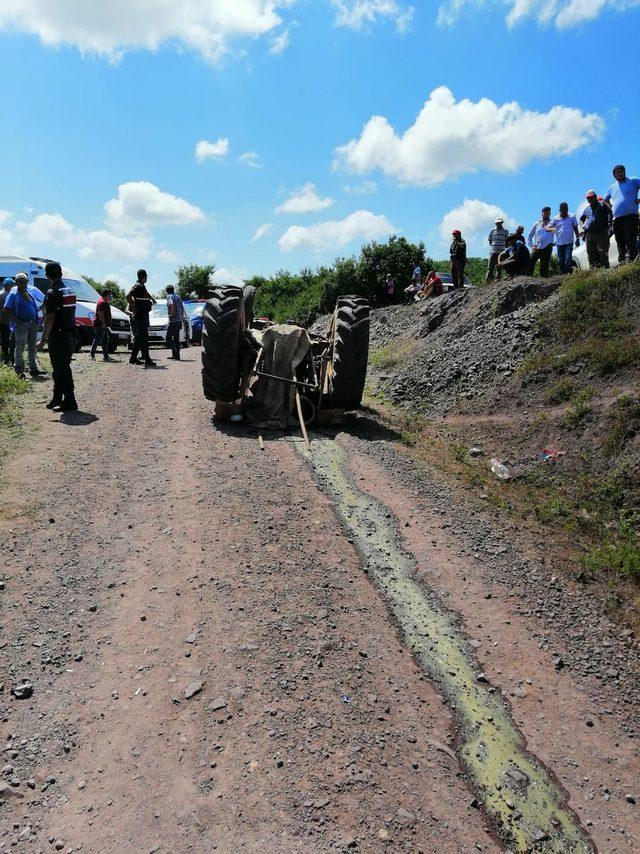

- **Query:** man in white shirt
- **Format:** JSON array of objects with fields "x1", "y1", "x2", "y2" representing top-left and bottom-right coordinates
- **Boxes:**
[
  {"x1": 528, "y1": 207, "x2": 555, "y2": 278},
  {"x1": 545, "y1": 202, "x2": 580, "y2": 274}
]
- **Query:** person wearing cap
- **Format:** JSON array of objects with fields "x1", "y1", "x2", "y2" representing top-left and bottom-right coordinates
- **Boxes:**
[
  {"x1": 603, "y1": 164, "x2": 640, "y2": 263},
  {"x1": 528, "y1": 207, "x2": 555, "y2": 278},
  {"x1": 545, "y1": 203, "x2": 580, "y2": 274},
  {"x1": 0, "y1": 277, "x2": 14, "y2": 365},
  {"x1": 580, "y1": 191, "x2": 612, "y2": 269},
  {"x1": 449, "y1": 230, "x2": 467, "y2": 288},
  {"x1": 3, "y1": 272, "x2": 45, "y2": 378},
  {"x1": 486, "y1": 218, "x2": 509, "y2": 282}
]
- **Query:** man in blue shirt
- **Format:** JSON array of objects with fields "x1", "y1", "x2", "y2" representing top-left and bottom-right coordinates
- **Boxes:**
[
  {"x1": 4, "y1": 272, "x2": 44, "y2": 378},
  {"x1": 604, "y1": 164, "x2": 640, "y2": 263}
]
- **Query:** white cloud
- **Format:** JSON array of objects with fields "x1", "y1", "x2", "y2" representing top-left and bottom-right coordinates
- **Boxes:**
[
  {"x1": 0, "y1": 1, "x2": 289, "y2": 64},
  {"x1": 195, "y1": 138, "x2": 229, "y2": 161},
  {"x1": 77, "y1": 229, "x2": 150, "y2": 259},
  {"x1": 0, "y1": 210, "x2": 11, "y2": 226},
  {"x1": 276, "y1": 183, "x2": 334, "y2": 214},
  {"x1": 239, "y1": 151, "x2": 264, "y2": 169},
  {"x1": 332, "y1": 0, "x2": 414, "y2": 31},
  {"x1": 252, "y1": 222, "x2": 273, "y2": 242},
  {"x1": 278, "y1": 209, "x2": 396, "y2": 252},
  {"x1": 335, "y1": 86, "x2": 605, "y2": 187},
  {"x1": 342, "y1": 180, "x2": 378, "y2": 196},
  {"x1": 105, "y1": 181, "x2": 205, "y2": 230},
  {"x1": 437, "y1": 0, "x2": 638, "y2": 28},
  {"x1": 158, "y1": 247, "x2": 179, "y2": 263},
  {"x1": 438, "y1": 199, "x2": 515, "y2": 243},
  {"x1": 103, "y1": 273, "x2": 128, "y2": 286},
  {"x1": 269, "y1": 26, "x2": 290, "y2": 54},
  {"x1": 14, "y1": 212, "x2": 149, "y2": 260},
  {"x1": 211, "y1": 266, "x2": 248, "y2": 287}
]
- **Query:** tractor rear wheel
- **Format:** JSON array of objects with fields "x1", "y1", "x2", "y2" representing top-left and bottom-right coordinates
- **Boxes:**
[
  {"x1": 201, "y1": 286, "x2": 244, "y2": 402},
  {"x1": 329, "y1": 295, "x2": 370, "y2": 410}
]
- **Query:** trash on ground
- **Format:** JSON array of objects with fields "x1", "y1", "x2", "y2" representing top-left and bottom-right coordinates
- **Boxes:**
[{"x1": 489, "y1": 458, "x2": 510, "y2": 480}]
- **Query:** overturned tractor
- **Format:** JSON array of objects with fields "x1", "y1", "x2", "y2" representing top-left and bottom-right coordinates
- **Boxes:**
[{"x1": 201, "y1": 284, "x2": 370, "y2": 427}]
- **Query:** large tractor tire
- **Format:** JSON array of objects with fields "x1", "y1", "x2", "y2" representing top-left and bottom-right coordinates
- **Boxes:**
[
  {"x1": 329, "y1": 295, "x2": 370, "y2": 410},
  {"x1": 201, "y1": 286, "x2": 244, "y2": 402}
]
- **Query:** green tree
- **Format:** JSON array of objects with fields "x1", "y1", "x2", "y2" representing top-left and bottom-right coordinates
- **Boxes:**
[
  {"x1": 84, "y1": 275, "x2": 128, "y2": 311},
  {"x1": 175, "y1": 264, "x2": 216, "y2": 299}
]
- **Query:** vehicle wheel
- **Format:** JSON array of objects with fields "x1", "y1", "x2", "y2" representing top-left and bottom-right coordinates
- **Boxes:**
[
  {"x1": 242, "y1": 285, "x2": 256, "y2": 328},
  {"x1": 329, "y1": 295, "x2": 370, "y2": 410},
  {"x1": 201, "y1": 286, "x2": 244, "y2": 402}
]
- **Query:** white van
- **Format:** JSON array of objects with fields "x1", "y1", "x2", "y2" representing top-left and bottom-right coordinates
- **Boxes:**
[{"x1": 0, "y1": 256, "x2": 131, "y2": 352}]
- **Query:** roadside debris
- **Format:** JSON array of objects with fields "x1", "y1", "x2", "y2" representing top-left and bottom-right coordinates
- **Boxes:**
[
  {"x1": 542, "y1": 448, "x2": 566, "y2": 462},
  {"x1": 489, "y1": 458, "x2": 510, "y2": 480},
  {"x1": 11, "y1": 680, "x2": 33, "y2": 699}
]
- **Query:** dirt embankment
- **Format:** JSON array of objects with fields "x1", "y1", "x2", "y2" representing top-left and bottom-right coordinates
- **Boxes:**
[{"x1": 364, "y1": 267, "x2": 640, "y2": 626}]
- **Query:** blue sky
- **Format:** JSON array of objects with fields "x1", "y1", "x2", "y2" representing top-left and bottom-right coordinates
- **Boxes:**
[{"x1": 1, "y1": 0, "x2": 638, "y2": 293}]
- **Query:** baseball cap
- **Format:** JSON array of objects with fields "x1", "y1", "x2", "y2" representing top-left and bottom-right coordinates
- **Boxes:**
[{"x1": 494, "y1": 217, "x2": 504, "y2": 223}]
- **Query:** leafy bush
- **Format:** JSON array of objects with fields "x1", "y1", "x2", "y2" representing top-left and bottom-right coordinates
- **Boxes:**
[{"x1": 250, "y1": 236, "x2": 433, "y2": 326}]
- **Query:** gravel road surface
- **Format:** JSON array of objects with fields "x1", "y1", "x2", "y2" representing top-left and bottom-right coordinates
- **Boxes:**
[{"x1": 1, "y1": 349, "x2": 638, "y2": 853}]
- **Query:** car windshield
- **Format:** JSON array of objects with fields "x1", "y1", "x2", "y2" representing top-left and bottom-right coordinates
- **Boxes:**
[
  {"x1": 150, "y1": 302, "x2": 168, "y2": 318},
  {"x1": 64, "y1": 278, "x2": 101, "y2": 301}
]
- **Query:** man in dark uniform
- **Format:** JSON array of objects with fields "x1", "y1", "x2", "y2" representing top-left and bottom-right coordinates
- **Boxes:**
[
  {"x1": 126, "y1": 269, "x2": 156, "y2": 367},
  {"x1": 37, "y1": 262, "x2": 77, "y2": 411}
]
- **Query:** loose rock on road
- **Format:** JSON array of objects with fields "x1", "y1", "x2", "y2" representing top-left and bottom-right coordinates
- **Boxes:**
[{"x1": 1, "y1": 349, "x2": 639, "y2": 852}]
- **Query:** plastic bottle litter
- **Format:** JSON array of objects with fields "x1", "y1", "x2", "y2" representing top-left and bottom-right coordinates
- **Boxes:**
[{"x1": 489, "y1": 458, "x2": 510, "y2": 480}]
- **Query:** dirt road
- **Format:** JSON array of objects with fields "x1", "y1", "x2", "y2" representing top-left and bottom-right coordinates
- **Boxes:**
[{"x1": 1, "y1": 348, "x2": 639, "y2": 853}]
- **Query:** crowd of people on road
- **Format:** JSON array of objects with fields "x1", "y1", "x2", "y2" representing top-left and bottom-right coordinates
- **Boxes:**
[{"x1": 0, "y1": 265, "x2": 190, "y2": 413}]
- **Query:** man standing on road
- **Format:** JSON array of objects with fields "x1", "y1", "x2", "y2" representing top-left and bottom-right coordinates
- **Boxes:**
[
  {"x1": 486, "y1": 218, "x2": 509, "y2": 282},
  {"x1": 528, "y1": 207, "x2": 555, "y2": 278},
  {"x1": 603, "y1": 164, "x2": 640, "y2": 263},
  {"x1": 4, "y1": 272, "x2": 45, "y2": 378},
  {"x1": 449, "y1": 230, "x2": 467, "y2": 288},
  {"x1": 165, "y1": 285, "x2": 184, "y2": 360},
  {"x1": 90, "y1": 289, "x2": 113, "y2": 360},
  {"x1": 545, "y1": 203, "x2": 580, "y2": 274},
  {"x1": 0, "y1": 278, "x2": 13, "y2": 365},
  {"x1": 580, "y1": 191, "x2": 611, "y2": 269},
  {"x1": 37, "y1": 262, "x2": 77, "y2": 411},
  {"x1": 126, "y1": 269, "x2": 156, "y2": 367}
]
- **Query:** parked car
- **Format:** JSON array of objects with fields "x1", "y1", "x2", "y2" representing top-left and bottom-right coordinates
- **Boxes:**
[
  {"x1": 148, "y1": 299, "x2": 192, "y2": 346},
  {"x1": 184, "y1": 300, "x2": 205, "y2": 344},
  {"x1": 0, "y1": 255, "x2": 131, "y2": 352}
]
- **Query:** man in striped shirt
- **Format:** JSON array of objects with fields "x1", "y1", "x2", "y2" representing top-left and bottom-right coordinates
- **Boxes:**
[{"x1": 486, "y1": 218, "x2": 509, "y2": 282}]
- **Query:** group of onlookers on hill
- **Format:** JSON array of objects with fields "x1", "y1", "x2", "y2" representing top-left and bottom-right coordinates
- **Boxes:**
[
  {"x1": 485, "y1": 163, "x2": 639, "y2": 282},
  {"x1": 390, "y1": 162, "x2": 640, "y2": 304}
]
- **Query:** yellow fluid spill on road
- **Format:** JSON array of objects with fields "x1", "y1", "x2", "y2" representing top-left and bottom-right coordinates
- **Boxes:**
[{"x1": 301, "y1": 436, "x2": 595, "y2": 854}]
